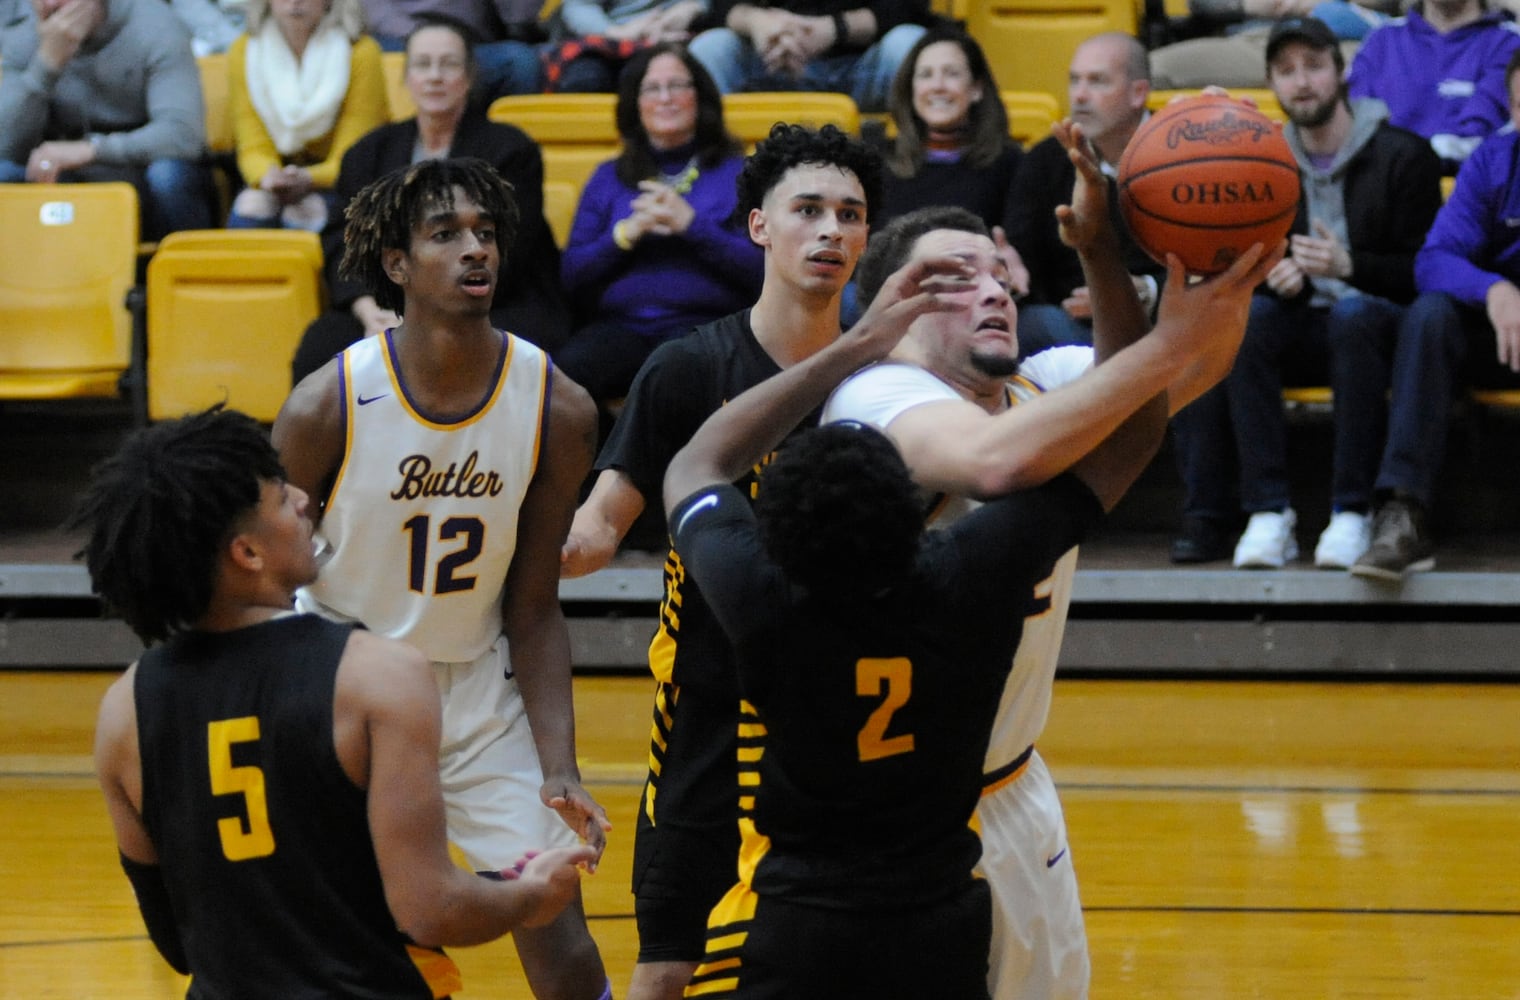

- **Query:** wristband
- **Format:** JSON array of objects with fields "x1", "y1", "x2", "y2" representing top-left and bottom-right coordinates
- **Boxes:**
[{"x1": 831, "y1": 11, "x2": 850, "y2": 48}]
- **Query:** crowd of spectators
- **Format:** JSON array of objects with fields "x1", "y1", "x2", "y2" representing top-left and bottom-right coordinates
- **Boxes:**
[{"x1": 6, "y1": 0, "x2": 1520, "y2": 578}]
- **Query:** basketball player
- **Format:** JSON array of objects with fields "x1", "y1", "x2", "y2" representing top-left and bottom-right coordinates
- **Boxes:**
[
  {"x1": 664, "y1": 221, "x2": 1271, "y2": 997},
  {"x1": 272, "y1": 159, "x2": 612, "y2": 1000},
  {"x1": 821, "y1": 122, "x2": 1283, "y2": 999},
  {"x1": 85, "y1": 406, "x2": 597, "y2": 997},
  {"x1": 559, "y1": 123, "x2": 881, "y2": 1000}
]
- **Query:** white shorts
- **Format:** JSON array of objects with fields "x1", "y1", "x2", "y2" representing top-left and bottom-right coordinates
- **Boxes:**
[
  {"x1": 976, "y1": 748, "x2": 1090, "y2": 1000},
  {"x1": 434, "y1": 636, "x2": 578, "y2": 871}
]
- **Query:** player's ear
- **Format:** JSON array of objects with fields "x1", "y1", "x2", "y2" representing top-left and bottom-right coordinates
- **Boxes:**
[
  {"x1": 382, "y1": 247, "x2": 408, "y2": 286},
  {"x1": 225, "y1": 532, "x2": 263, "y2": 574},
  {"x1": 748, "y1": 206, "x2": 769, "y2": 248}
]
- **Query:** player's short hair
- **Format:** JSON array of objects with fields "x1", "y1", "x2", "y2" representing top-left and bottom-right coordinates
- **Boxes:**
[
  {"x1": 754, "y1": 423, "x2": 922, "y2": 598},
  {"x1": 854, "y1": 204, "x2": 989, "y2": 307},
  {"x1": 339, "y1": 157, "x2": 520, "y2": 314},
  {"x1": 69, "y1": 406, "x2": 286, "y2": 644},
  {"x1": 735, "y1": 123, "x2": 883, "y2": 220}
]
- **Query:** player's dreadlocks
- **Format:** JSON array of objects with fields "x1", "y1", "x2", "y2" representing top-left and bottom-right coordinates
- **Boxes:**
[
  {"x1": 755, "y1": 423, "x2": 923, "y2": 599},
  {"x1": 69, "y1": 406, "x2": 286, "y2": 644},
  {"x1": 339, "y1": 157, "x2": 520, "y2": 314}
]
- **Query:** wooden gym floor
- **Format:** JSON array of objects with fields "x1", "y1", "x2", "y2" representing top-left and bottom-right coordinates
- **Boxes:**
[{"x1": 2, "y1": 671, "x2": 1517, "y2": 998}]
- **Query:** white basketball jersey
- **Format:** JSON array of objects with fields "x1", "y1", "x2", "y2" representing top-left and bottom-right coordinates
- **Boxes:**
[
  {"x1": 296, "y1": 331, "x2": 549, "y2": 663},
  {"x1": 822, "y1": 346, "x2": 1092, "y2": 772}
]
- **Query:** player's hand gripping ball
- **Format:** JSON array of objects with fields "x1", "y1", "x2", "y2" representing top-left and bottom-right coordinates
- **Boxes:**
[{"x1": 1118, "y1": 94, "x2": 1300, "y2": 275}]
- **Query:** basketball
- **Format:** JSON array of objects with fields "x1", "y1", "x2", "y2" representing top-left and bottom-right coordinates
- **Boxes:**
[{"x1": 1118, "y1": 94, "x2": 1300, "y2": 275}]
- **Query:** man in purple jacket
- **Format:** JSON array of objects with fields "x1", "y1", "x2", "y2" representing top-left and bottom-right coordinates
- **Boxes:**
[
  {"x1": 1394, "y1": 48, "x2": 1520, "y2": 578},
  {"x1": 1347, "y1": 0, "x2": 1520, "y2": 171}
]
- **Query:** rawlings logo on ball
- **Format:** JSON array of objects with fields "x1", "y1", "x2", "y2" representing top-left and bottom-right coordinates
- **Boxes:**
[{"x1": 1164, "y1": 110, "x2": 1275, "y2": 149}]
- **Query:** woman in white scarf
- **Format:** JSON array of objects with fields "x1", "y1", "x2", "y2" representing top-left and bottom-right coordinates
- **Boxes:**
[{"x1": 228, "y1": 0, "x2": 388, "y2": 229}]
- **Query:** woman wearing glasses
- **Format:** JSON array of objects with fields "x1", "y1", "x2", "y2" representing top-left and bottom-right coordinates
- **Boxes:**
[{"x1": 557, "y1": 43, "x2": 764, "y2": 411}]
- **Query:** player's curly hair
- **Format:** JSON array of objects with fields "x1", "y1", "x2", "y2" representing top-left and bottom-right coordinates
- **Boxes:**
[
  {"x1": 854, "y1": 204, "x2": 988, "y2": 307},
  {"x1": 68, "y1": 406, "x2": 286, "y2": 644},
  {"x1": 734, "y1": 123, "x2": 883, "y2": 220},
  {"x1": 754, "y1": 423, "x2": 922, "y2": 599},
  {"x1": 339, "y1": 157, "x2": 520, "y2": 314}
]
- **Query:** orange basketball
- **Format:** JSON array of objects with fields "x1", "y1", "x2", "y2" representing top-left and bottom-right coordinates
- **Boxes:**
[{"x1": 1118, "y1": 94, "x2": 1300, "y2": 275}]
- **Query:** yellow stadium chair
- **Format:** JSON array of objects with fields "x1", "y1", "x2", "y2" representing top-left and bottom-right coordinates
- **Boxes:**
[
  {"x1": 488, "y1": 94, "x2": 622, "y2": 247},
  {"x1": 721, "y1": 92, "x2": 860, "y2": 150},
  {"x1": 198, "y1": 54, "x2": 233, "y2": 155},
  {"x1": 1146, "y1": 88, "x2": 1287, "y2": 123},
  {"x1": 1441, "y1": 175, "x2": 1456, "y2": 201},
  {"x1": 383, "y1": 51, "x2": 416, "y2": 121},
  {"x1": 1469, "y1": 388, "x2": 1520, "y2": 409},
  {"x1": 146, "y1": 230, "x2": 324, "y2": 422},
  {"x1": 0, "y1": 182, "x2": 145, "y2": 415},
  {"x1": 965, "y1": 0, "x2": 1138, "y2": 111},
  {"x1": 1002, "y1": 90, "x2": 1062, "y2": 147}
]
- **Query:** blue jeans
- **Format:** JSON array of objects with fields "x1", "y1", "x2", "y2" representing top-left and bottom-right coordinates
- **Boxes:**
[
  {"x1": 1173, "y1": 292, "x2": 1406, "y2": 517},
  {"x1": 688, "y1": 23, "x2": 925, "y2": 112},
  {"x1": 477, "y1": 40, "x2": 545, "y2": 101},
  {"x1": 1310, "y1": 1, "x2": 1391, "y2": 39},
  {"x1": 0, "y1": 157, "x2": 213, "y2": 239}
]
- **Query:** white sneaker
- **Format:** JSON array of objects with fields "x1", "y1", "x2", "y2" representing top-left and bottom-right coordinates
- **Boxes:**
[
  {"x1": 1314, "y1": 510, "x2": 1372, "y2": 569},
  {"x1": 1233, "y1": 509, "x2": 1299, "y2": 568}
]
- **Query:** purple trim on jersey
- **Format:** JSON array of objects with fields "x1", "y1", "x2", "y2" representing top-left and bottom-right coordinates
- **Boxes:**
[
  {"x1": 336, "y1": 354, "x2": 349, "y2": 457},
  {"x1": 381, "y1": 327, "x2": 509, "y2": 425},
  {"x1": 537, "y1": 354, "x2": 554, "y2": 479}
]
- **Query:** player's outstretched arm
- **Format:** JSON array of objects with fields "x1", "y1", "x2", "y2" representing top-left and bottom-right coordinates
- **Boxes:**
[
  {"x1": 1071, "y1": 244, "x2": 1281, "y2": 509},
  {"x1": 349, "y1": 630, "x2": 597, "y2": 945},
  {"x1": 271, "y1": 361, "x2": 345, "y2": 522},
  {"x1": 1051, "y1": 119, "x2": 1151, "y2": 362},
  {"x1": 503, "y1": 367, "x2": 611, "y2": 858},
  {"x1": 561, "y1": 469, "x2": 647, "y2": 579},
  {"x1": 664, "y1": 253, "x2": 973, "y2": 513}
]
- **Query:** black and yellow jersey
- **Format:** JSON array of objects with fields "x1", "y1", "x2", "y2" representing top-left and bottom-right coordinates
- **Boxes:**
[
  {"x1": 598, "y1": 310, "x2": 821, "y2": 840},
  {"x1": 134, "y1": 614, "x2": 457, "y2": 999},
  {"x1": 670, "y1": 474, "x2": 1102, "y2": 908}
]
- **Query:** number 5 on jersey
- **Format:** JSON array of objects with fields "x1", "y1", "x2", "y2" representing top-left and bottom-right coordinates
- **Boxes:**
[{"x1": 208, "y1": 717, "x2": 276, "y2": 861}]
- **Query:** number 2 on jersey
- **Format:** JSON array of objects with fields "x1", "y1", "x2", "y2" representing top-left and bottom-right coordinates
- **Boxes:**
[
  {"x1": 403, "y1": 514, "x2": 484, "y2": 594},
  {"x1": 856, "y1": 657, "x2": 915, "y2": 762},
  {"x1": 208, "y1": 717, "x2": 276, "y2": 861}
]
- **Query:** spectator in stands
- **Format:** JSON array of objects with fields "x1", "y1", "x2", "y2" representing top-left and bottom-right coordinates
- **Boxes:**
[
  {"x1": 359, "y1": 0, "x2": 546, "y2": 100},
  {"x1": 1396, "y1": 50, "x2": 1520, "y2": 577},
  {"x1": 1148, "y1": 0, "x2": 1371, "y2": 89},
  {"x1": 687, "y1": 0, "x2": 926, "y2": 113},
  {"x1": 0, "y1": 0, "x2": 215, "y2": 239},
  {"x1": 557, "y1": 43, "x2": 762, "y2": 407},
  {"x1": 1006, "y1": 31, "x2": 1162, "y2": 356},
  {"x1": 170, "y1": 0, "x2": 247, "y2": 55},
  {"x1": 227, "y1": 0, "x2": 388, "y2": 229},
  {"x1": 1169, "y1": 16, "x2": 1444, "y2": 568},
  {"x1": 1347, "y1": 0, "x2": 1520, "y2": 171},
  {"x1": 543, "y1": 0, "x2": 718, "y2": 93},
  {"x1": 289, "y1": 19, "x2": 569, "y2": 384}
]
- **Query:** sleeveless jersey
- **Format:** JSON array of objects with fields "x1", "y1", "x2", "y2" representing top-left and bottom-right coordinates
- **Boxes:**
[
  {"x1": 134, "y1": 614, "x2": 455, "y2": 999},
  {"x1": 298, "y1": 330, "x2": 549, "y2": 664},
  {"x1": 820, "y1": 346, "x2": 1093, "y2": 772}
]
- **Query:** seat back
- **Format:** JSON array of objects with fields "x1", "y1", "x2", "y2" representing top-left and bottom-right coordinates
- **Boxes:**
[
  {"x1": 966, "y1": 0, "x2": 1138, "y2": 111},
  {"x1": 721, "y1": 92, "x2": 861, "y2": 151},
  {"x1": 199, "y1": 53, "x2": 233, "y2": 155},
  {"x1": 1001, "y1": 90, "x2": 1062, "y2": 147},
  {"x1": 146, "y1": 230, "x2": 324, "y2": 422},
  {"x1": 488, "y1": 94, "x2": 623, "y2": 246},
  {"x1": 0, "y1": 183, "x2": 140, "y2": 401},
  {"x1": 1146, "y1": 88, "x2": 1287, "y2": 122}
]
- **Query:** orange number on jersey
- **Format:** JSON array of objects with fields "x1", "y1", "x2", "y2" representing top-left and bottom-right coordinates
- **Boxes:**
[
  {"x1": 856, "y1": 657, "x2": 915, "y2": 762},
  {"x1": 207, "y1": 717, "x2": 276, "y2": 861}
]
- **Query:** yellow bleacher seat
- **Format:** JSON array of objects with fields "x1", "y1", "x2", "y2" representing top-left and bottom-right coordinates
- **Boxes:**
[
  {"x1": 488, "y1": 94, "x2": 622, "y2": 247},
  {"x1": 1469, "y1": 388, "x2": 1520, "y2": 409},
  {"x1": 965, "y1": 0, "x2": 1138, "y2": 111},
  {"x1": 199, "y1": 53, "x2": 233, "y2": 155},
  {"x1": 1146, "y1": 88, "x2": 1287, "y2": 123},
  {"x1": 146, "y1": 230, "x2": 324, "y2": 423},
  {"x1": 1002, "y1": 90, "x2": 1062, "y2": 147},
  {"x1": 0, "y1": 183, "x2": 143, "y2": 410},
  {"x1": 383, "y1": 51, "x2": 416, "y2": 121},
  {"x1": 721, "y1": 91, "x2": 861, "y2": 150}
]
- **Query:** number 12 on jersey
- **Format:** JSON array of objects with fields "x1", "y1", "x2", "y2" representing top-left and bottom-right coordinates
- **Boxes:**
[{"x1": 402, "y1": 514, "x2": 484, "y2": 594}]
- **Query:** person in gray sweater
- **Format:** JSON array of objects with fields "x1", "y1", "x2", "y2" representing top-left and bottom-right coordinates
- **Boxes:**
[{"x1": 0, "y1": 0, "x2": 214, "y2": 238}]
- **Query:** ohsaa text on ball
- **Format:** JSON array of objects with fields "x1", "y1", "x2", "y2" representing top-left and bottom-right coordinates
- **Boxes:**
[{"x1": 1169, "y1": 181, "x2": 1280, "y2": 205}]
